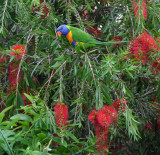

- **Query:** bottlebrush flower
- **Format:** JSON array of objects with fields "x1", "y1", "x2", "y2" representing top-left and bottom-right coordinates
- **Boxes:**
[
  {"x1": 104, "y1": 105, "x2": 118, "y2": 120},
  {"x1": 133, "y1": 0, "x2": 147, "y2": 20},
  {"x1": 96, "y1": 109, "x2": 112, "y2": 127},
  {"x1": 54, "y1": 102, "x2": 68, "y2": 127},
  {"x1": 9, "y1": 44, "x2": 26, "y2": 88},
  {"x1": 88, "y1": 107, "x2": 111, "y2": 154},
  {"x1": 9, "y1": 62, "x2": 21, "y2": 88},
  {"x1": 11, "y1": 44, "x2": 26, "y2": 59},
  {"x1": 153, "y1": 103, "x2": 160, "y2": 113},
  {"x1": 82, "y1": 9, "x2": 101, "y2": 38},
  {"x1": 87, "y1": 25, "x2": 102, "y2": 38},
  {"x1": 113, "y1": 36, "x2": 123, "y2": 47},
  {"x1": 112, "y1": 99, "x2": 127, "y2": 112},
  {"x1": 100, "y1": 0, "x2": 113, "y2": 3},
  {"x1": 88, "y1": 109, "x2": 97, "y2": 123},
  {"x1": 31, "y1": 1, "x2": 49, "y2": 18},
  {"x1": 79, "y1": 62, "x2": 83, "y2": 67},
  {"x1": 0, "y1": 55, "x2": 5, "y2": 63},
  {"x1": 128, "y1": 32, "x2": 159, "y2": 65},
  {"x1": 95, "y1": 122, "x2": 109, "y2": 154},
  {"x1": 145, "y1": 123, "x2": 152, "y2": 131},
  {"x1": 150, "y1": 58, "x2": 160, "y2": 75},
  {"x1": 40, "y1": 3, "x2": 49, "y2": 18},
  {"x1": 155, "y1": 36, "x2": 160, "y2": 44},
  {"x1": 95, "y1": 123, "x2": 108, "y2": 141},
  {"x1": 0, "y1": 54, "x2": 8, "y2": 74}
]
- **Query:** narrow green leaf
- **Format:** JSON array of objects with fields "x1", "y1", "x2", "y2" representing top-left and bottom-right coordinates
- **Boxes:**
[
  {"x1": 65, "y1": 130, "x2": 79, "y2": 143},
  {"x1": 24, "y1": 93, "x2": 34, "y2": 103},
  {"x1": 0, "y1": 106, "x2": 13, "y2": 123},
  {"x1": 10, "y1": 114, "x2": 32, "y2": 122}
]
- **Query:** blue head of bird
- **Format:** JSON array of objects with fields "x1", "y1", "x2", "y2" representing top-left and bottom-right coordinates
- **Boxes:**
[{"x1": 56, "y1": 25, "x2": 69, "y2": 36}]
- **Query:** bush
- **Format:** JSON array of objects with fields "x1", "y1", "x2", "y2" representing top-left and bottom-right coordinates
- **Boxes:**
[{"x1": 0, "y1": 0, "x2": 160, "y2": 154}]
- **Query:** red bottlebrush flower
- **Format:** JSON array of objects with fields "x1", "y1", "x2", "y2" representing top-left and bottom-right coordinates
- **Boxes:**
[
  {"x1": 11, "y1": 44, "x2": 26, "y2": 59},
  {"x1": 133, "y1": 0, "x2": 147, "y2": 20},
  {"x1": 31, "y1": 6, "x2": 34, "y2": 11},
  {"x1": 104, "y1": 105, "x2": 118, "y2": 120},
  {"x1": 128, "y1": 32, "x2": 159, "y2": 65},
  {"x1": 95, "y1": 122, "x2": 109, "y2": 155},
  {"x1": 0, "y1": 54, "x2": 8, "y2": 75},
  {"x1": 40, "y1": 3, "x2": 49, "y2": 18},
  {"x1": 96, "y1": 109, "x2": 112, "y2": 127},
  {"x1": 9, "y1": 62, "x2": 21, "y2": 88},
  {"x1": 150, "y1": 58, "x2": 160, "y2": 75},
  {"x1": 155, "y1": 36, "x2": 160, "y2": 44},
  {"x1": 113, "y1": 99, "x2": 127, "y2": 112},
  {"x1": 100, "y1": 0, "x2": 113, "y2": 3},
  {"x1": 113, "y1": 36, "x2": 123, "y2": 47},
  {"x1": 82, "y1": 104, "x2": 86, "y2": 111},
  {"x1": 0, "y1": 55, "x2": 5, "y2": 63},
  {"x1": 54, "y1": 102, "x2": 68, "y2": 127},
  {"x1": 88, "y1": 109, "x2": 97, "y2": 123},
  {"x1": 31, "y1": 1, "x2": 49, "y2": 18},
  {"x1": 87, "y1": 25, "x2": 101, "y2": 38},
  {"x1": 9, "y1": 44, "x2": 26, "y2": 88},
  {"x1": 130, "y1": 30, "x2": 133, "y2": 36},
  {"x1": 65, "y1": 63, "x2": 69, "y2": 69},
  {"x1": 145, "y1": 123, "x2": 152, "y2": 131},
  {"x1": 153, "y1": 103, "x2": 160, "y2": 113},
  {"x1": 52, "y1": 133, "x2": 59, "y2": 147},
  {"x1": 79, "y1": 62, "x2": 83, "y2": 67},
  {"x1": 152, "y1": 97, "x2": 158, "y2": 103},
  {"x1": 83, "y1": 10, "x2": 88, "y2": 16}
]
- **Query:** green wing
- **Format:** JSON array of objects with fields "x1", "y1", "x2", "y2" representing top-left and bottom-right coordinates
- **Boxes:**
[
  {"x1": 67, "y1": 25, "x2": 96, "y2": 43},
  {"x1": 67, "y1": 25, "x2": 119, "y2": 46}
]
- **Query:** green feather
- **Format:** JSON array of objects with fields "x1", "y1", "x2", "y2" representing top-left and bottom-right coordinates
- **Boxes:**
[
  {"x1": 67, "y1": 25, "x2": 95, "y2": 43},
  {"x1": 66, "y1": 25, "x2": 127, "y2": 53}
]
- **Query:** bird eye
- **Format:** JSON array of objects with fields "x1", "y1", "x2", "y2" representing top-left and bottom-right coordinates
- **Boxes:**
[{"x1": 60, "y1": 27, "x2": 63, "y2": 30}]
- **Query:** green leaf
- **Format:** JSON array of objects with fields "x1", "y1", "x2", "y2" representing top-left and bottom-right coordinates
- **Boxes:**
[
  {"x1": 50, "y1": 62, "x2": 62, "y2": 69},
  {"x1": 125, "y1": 86, "x2": 134, "y2": 103},
  {"x1": 62, "y1": 140, "x2": 67, "y2": 148},
  {"x1": 0, "y1": 129, "x2": 14, "y2": 155},
  {"x1": 65, "y1": 130, "x2": 79, "y2": 143},
  {"x1": 0, "y1": 106, "x2": 13, "y2": 123},
  {"x1": 10, "y1": 114, "x2": 32, "y2": 122},
  {"x1": 24, "y1": 93, "x2": 34, "y2": 103},
  {"x1": 37, "y1": 133, "x2": 47, "y2": 141}
]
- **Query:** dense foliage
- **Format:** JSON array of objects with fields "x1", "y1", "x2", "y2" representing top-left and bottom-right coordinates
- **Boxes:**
[{"x1": 0, "y1": 0, "x2": 160, "y2": 154}]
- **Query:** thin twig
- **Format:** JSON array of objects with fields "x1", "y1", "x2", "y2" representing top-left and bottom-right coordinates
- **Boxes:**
[
  {"x1": 86, "y1": 54, "x2": 95, "y2": 80},
  {"x1": 1, "y1": 0, "x2": 8, "y2": 32},
  {"x1": 38, "y1": 60, "x2": 67, "y2": 98},
  {"x1": 15, "y1": 52, "x2": 26, "y2": 98},
  {"x1": 59, "y1": 69, "x2": 63, "y2": 102},
  {"x1": 31, "y1": 56, "x2": 49, "y2": 77},
  {"x1": 27, "y1": 33, "x2": 35, "y2": 44},
  {"x1": 136, "y1": 88, "x2": 157, "y2": 99},
  {"x1": 43, "y1": 69, "x2": 55, "y2": 101}
]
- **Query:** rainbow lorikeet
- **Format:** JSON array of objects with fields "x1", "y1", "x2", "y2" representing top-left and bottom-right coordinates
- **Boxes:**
[{"x1": 56, "y1": 25, "x2": 122, "y2": 53}]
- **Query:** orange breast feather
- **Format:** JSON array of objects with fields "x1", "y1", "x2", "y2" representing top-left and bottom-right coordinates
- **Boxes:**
[{"x1": 66, "y1": 31, "x2": 73, "y2": 43}]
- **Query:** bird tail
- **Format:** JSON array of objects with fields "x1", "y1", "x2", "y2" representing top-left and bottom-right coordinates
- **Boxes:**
[{"x1": 94, "y1": 39, "x2": 128, "y2": 46}]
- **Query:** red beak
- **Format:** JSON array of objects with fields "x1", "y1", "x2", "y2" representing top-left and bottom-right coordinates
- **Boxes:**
[{"x1": 57, "y1": 31, "x2": 62, "y2": 36}]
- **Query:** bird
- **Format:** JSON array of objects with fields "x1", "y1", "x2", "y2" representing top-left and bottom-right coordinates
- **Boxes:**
[{"x1": 56, "y1": 25, "x2": 124, "y2": 53}]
